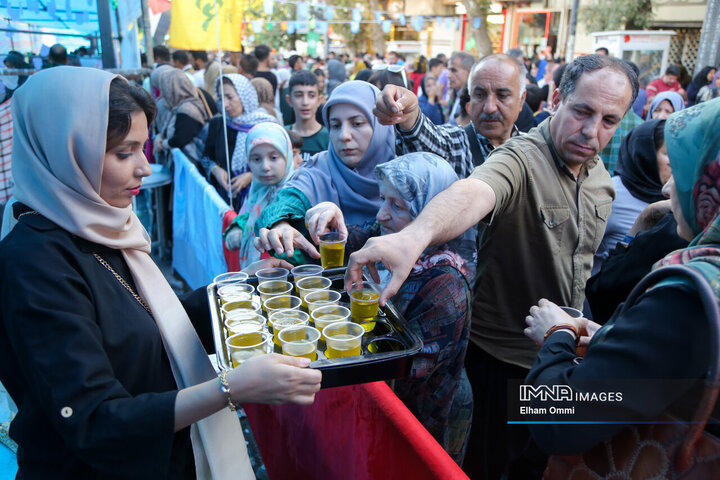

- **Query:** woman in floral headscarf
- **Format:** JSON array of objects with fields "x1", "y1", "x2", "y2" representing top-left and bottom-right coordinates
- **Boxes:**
[
  {"x1": 522, "y1": 98, "x2": 720, "y2": 475},
  {"x1": 302, "y1": 152, "x2": 477, "y2": 465},
  {"x1": 201, "y1": 74, "x2": 278, "y2": 210}
]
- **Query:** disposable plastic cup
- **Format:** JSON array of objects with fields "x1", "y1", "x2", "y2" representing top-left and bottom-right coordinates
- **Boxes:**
[
  {"x1": 349, "y1": 283, "x2": 381, "y2": 332},
  {"x1": 264, "y1": 295, "x2": 302, "y2": 317},
  {"x1": 269, "y1": 310, "x2": 310, "y2": 347},
  {"x1": 323, "y1": 322, "x2": 364, "y2": 359},
  {"x1": 278, "y1": 326, "x2": 321, "y2": 361},
  {"x1": 305, "y1": 290, "x2": 342, "y2": 314},
  {"x1": 226, "y1": 331, "x2": 272, "y2": 367},
  {"x1": 257, "y1": 281, "x2": 293, "y2": 311},
  {"x1": 560, "y1": 306, "x2": 583, "y2": 318},
  {"x1": 221, "y1": 298, "x2": 262, "y2": 320},
  {"x1": 255, "y1": 267, "x2": 289, "y2": 285},
  {"x1": 296, "y1": 276, "x2": 332, "y2": 308},
  {"x1": 214, "y1": 271, "x2": 249, "y2": 287},
  {"x1": 311, "y1": 305, "x2": 351, "y2": 340},
  {"x1": 318, "y1": 232, "x2": 346, "y2": 269},
  {"x1": 291, "y1": 265, "x2": 324, "y2": 292},
  {"x1": 217, "y1": 283, "x2": 254, "y2": 306},
  {"x1": 225, "y1": 312, "x2": 267, "y2": 336}
]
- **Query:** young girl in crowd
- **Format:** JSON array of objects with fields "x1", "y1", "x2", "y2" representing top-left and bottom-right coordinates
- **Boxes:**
[
  {"x1": 201, "y1": 74, "x2": 278, "y2": 210},
  {"x1": 224, "y1": 123, "x2": 295, "y2": 269}
]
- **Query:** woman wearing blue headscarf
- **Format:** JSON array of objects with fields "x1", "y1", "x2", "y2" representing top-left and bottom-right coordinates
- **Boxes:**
[
  {"x1": 303, "y1": 152, "x2": 477, "y2": 464},
  {"x1": 255, "y1": 81, "x2": 396, "y2": 262},
  {"x1": 645, "y1": 90, "x2": 684, "y2": 120}
]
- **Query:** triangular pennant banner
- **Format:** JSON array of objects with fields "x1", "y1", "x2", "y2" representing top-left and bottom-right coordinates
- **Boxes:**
[
  {"x1": 324, "y1": 5, "x2": 333, "y2": 20},
  {"x1": 399, "y1": 14, "x2": 406, "y2": 26},
  {"x1": 350, "y1": 20, "x2": 360, "y2": 33},
  {"x1": 382, "y1": 19, "x2": 391, "y2": 33},
  {"x1": 435, "y1": 16, "x2": 441, "y2": 28},
  {"x1": 66, "y1": 0, "x2": 72, "y2": 21},
  {"x1": 308, "y1": 17, "x2": 316, "y2": 29},
  {"x1": 251, "y1": 20, "x2": 263, "y2": 32},
  {"x1": 27, "y1": 0, "x2": 39, "y2": 14},
  {"x1": 444, "y1": 17, "x2": 452, "y2": 29},
  {"x1": 317, "y1": 20, "x2": 328, "y2": 34},
  {"x1": 374, "y1": 11, "x2": 381, "y2": 23},
  {"x1": 454, "y1": 17, "x2": 460, "y2": 30},
  {"x1": 412, "y1": 15, "x2": 423, "y2": 31},
  {"x1": 352, "y1": 8, "x2": 361, "y2": 23},
  {"x1": 263, "y1": 0, "x2": 272, "y2": 15},
  {"x1": 473, "y1": 16, "x2": 481, "y2": 29},
  {"x1": 287, "y1": 20, "x2": 296, "y2": 33},
  {"x1": 47, "y1": 0, "x2": 56, "y2": 18}
]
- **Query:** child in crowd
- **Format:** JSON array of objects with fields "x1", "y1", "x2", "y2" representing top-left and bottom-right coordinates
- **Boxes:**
[
  {"x1": 224, "y1": 123, "x2": 295, "y2": 268},
  {"x1": 284, "y1": 70, "x2": 329, "y2": 163},
  {"x1": 286, "y1": 130, "x2": 305, "y2": 169}
]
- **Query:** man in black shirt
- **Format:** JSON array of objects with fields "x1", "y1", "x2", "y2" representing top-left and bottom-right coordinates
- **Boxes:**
[{"x1": 253, "y1": 44, "x2": 278, "y2": 93}]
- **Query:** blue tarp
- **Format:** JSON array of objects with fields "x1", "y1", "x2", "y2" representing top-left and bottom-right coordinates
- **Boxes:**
[{"x1": 171, "y1": 149, "x2": 231, "y2": 289}]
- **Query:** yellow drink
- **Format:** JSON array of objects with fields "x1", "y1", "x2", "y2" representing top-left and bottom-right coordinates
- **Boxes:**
[
  {"x1": 350, "y1": 290, "x2": 380, "y2": 332},
  {"x1": 270, "y1": 313, "x2": 309, "y2": 347},
  {"x1": 226, "y1": 332, "x2": 268, "y2": 366},
  {"x1": 320, "y1": 242, "x2": 345, "y2": 268},
  {"x1": 314, "y1": 313, "x2": 348, "y2": 340},
  {"x1": 282, "y1": 341, "x2": 318, "y2": 360},
  {"x1": 324, "y1": 335, "x2": 362, "y2": 359}
]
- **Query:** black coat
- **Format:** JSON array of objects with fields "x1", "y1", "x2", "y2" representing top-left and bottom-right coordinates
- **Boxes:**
[{"x1": 0, "y1": 206, "x2": 211, "y2": 479}]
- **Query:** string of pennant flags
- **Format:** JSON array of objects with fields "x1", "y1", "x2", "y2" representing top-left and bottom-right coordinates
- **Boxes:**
[{"x1": 249, "y1": 0, "x2": 478, "y2": 35}]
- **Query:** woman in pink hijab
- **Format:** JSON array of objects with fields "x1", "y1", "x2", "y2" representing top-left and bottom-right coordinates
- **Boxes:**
[{"x1": 0, "y1": 67, "x2": 320, "y2": 479}]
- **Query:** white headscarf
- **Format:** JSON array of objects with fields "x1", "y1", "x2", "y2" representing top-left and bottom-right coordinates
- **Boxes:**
[
  {"x1": 215, "y1": 74, "x2": 278, "y2": 173},
  {"x1": 11, "y1": 67, "x2": 252, "y2": 480}
]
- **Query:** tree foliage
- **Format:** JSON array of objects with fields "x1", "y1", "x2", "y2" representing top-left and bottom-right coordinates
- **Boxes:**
[
  {"x1": 460, "y1": 0, "x2": 493, "y2": 57},
  {"x1": 581, "y1": 0, "x2": 653, "y2": 32}
]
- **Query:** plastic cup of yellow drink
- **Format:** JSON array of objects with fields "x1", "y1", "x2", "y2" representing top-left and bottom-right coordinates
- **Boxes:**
[
  {"x1": 255, "y1": 267, "x2": 289, "y2": 285},
  {"x1": 214, "y1": 271, "x2": 249, "y2": 287},
  {"x1": 257, "y1": 281, "x2": 293, "y2": 311},
  {"x1": 225, "y1": 331, "x2": 272, "y2": 366},
  {"x1": 278, "y1": 326, "x2": 321, "y2": 361},
  {"x1": 264, "y1": 295, "x2": 302, "y2": 318},
  {"x1": 323, "y1": 322, "x2": 364, "y2": 359},
  {"x1": 318, "y1": 232, "x2": 346, "y2": 269},
  {"x1": 311, "y1": 305, "x2": 350, "y2": 340},
  {"x1": 296, "y1": 276, "x2": 332, "y2": 308},
  {"x1": 269, "y1": 310, "x2": 310, "y2": 347},
  {"x1": 291, "y1": 265, "x2": 324, "y2": 292},
  {"x1": 349, "y1": 283, "x2": 381, "y2": 332},
  {"x1": 225, "y1": 312, "x2": 267, "y2": 336},
  {"x1": 217, "y1": 283, "x2": 254, "y2": 306},
  {"x1": 305, "y1": 290, "x2": 342, "y2": 314}
]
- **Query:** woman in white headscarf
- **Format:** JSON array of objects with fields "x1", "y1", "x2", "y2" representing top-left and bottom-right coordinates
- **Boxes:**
[
  {"x1": 0, "y1": 66, "x2": 320, "y2": 479},
  {"x1": 202, "y1": 74, "x2": 279, "y2": 211}
]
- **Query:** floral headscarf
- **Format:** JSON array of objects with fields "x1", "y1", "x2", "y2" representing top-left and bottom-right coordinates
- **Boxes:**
[
  {"x1": 655, "y1": 98, "x2": 720, "y2": 293},
  {"x1": 375, "y1": 152, "x2": 477, "y2": 284}
]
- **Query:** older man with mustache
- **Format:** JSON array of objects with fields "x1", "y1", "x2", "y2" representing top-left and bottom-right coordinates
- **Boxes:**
[
  {"x1": 374, "y1": 54, "x2": 527, "y2": 178},
  {"x1": 356, "y1": 54, "x2": 638, "y2": 478}
]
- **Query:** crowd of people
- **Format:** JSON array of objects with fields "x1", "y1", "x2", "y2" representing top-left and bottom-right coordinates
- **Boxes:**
[{"x1": 1, "y1": 40, "x2": 720, "y2": 479}]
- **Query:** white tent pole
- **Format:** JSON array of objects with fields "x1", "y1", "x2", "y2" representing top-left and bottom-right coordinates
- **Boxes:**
[{"x1": 214, "y1": 0, "x2": 233, "y2": 207}]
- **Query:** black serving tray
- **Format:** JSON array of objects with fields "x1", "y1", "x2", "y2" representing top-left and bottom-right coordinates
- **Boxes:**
[{"x1": 208, "y1": 267, "x2": 423, "y2": 388}]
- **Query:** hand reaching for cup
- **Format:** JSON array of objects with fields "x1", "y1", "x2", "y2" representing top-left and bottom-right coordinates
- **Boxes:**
[
  {"x1": 305, "y1": 202, "x2": 348, "y2": 245},
  {"x1": 524, "y1": 299, "x2": 585, "y2": 346},
  {"x1": 254, "y1": 221, "x2": 320, "y2": 259}
]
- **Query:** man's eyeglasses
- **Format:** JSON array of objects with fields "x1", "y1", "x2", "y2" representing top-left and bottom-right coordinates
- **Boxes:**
[{"x1": 372, "y1": 64, "x2": 408, "y2": 89}]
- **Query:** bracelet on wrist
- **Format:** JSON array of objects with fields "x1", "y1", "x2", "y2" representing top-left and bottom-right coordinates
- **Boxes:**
[
  {"x1": 544, "y1": 323, "x2": 580, "y2": 346},
  {"x1": 218, "y1": 369, "x2": 238, "y2": 412}
]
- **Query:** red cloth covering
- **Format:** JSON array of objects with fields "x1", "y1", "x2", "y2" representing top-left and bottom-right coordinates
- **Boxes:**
[
  {"x1": 244, "y1": 381, "x2": 468, "y2": 480},
  {"x1": 222, "y1": 210, "x2": 240, "y2": 272}
]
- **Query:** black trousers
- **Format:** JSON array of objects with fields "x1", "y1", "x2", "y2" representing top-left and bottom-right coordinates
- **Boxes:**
[{"x1": 462, "y1": 342, "x2": 547, "y2": 480}]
